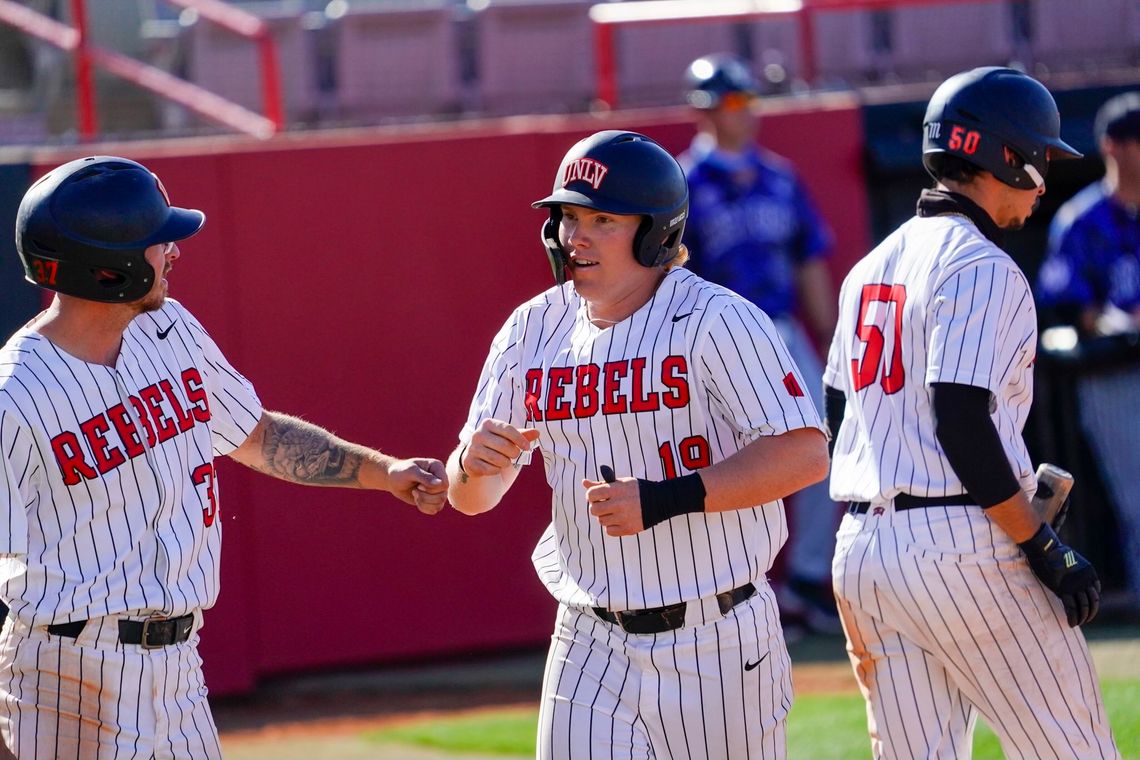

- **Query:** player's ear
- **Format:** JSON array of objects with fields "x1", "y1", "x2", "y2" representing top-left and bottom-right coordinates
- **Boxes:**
[{"x1": 1003, "y1": 146, "x2": 1024, "y2": 169}]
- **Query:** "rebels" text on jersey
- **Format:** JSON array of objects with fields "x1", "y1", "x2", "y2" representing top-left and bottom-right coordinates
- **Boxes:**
[
  {"x1": 524, "y1": 356, "x2": 690, "y2": 421},
  {"x1": 50, "y1": 367, "x2": 212, "y2": 485}
]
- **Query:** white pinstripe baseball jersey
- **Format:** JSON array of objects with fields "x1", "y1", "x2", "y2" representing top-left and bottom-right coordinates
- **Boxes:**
[
  {"x1": 0, "y1": 298, "x2": 262, "y2": 626},
  {"x1": 461, "y1": 267, "x2": 824, "y2": 612},
  {"x1": 824, "y1": 213, "x2": 1037, "y2": 502}
]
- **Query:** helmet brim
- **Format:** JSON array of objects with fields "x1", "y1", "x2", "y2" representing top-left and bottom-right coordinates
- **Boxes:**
[
  {"x1": 144, "y1": 206, "x2": 205, "y2": 246},
  {"x1": 1047, "y1": 136, "x2": 1082, "y2": 160},
  {"x1": 532, "y1": 190, "x2": 652, "y2": 217}
]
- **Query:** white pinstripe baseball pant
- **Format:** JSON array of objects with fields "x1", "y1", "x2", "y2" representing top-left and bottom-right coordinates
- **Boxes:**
[
  {"x1": 833, "y1": 506, "x2": 1119, "y2": 760},
  {"x1": 0, "y1": 613, "x2": 221, "y2": 760},
  {"x1": 537, "y1": 584, "x2": 792, "y2": 760}
]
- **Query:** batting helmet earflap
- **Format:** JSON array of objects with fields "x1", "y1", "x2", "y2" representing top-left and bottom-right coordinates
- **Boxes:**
[
  {"x1": 15, "y1": 156, "x2": 205, "y2": 302},
  {"x1": 684, "y1": 53, "x2": 759, "y2": 110},
  {"x1": 533, "y1": 131, "x2": 689, "y2": 284},
  {"x1": 922, "y1": 67, "x2": 1081, "y2": 190}
]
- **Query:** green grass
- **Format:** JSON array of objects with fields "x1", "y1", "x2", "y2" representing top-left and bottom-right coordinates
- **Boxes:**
[
  {"x1": 789, "y1": 682, "x2": 1140, "y2": 759},
  {"x1": 364, "y1": 710, "x2": 538, "y2": 756},
  {"x1": 364, "y1": 680, "x2": 1140, "y2": 758}
]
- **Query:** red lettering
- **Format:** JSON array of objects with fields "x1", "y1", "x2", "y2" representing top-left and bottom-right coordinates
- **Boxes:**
[
  {"x1": 963, "y1": 130, "x2": 980, "y2": 154},
  {"x1": 545, "y1": 367, "x2": 573, "y2": 421},
  {"x1": 602, "y1": 360, "x2": 629, "y2": 414},
  {"x1": 661, "y1": 356, "x2": 690, "y2": 409},
  {"x1": 160, "y1": 379, "x2": 194, "y2": 433},
  {"x1": 191, "y1": 462, "x2": 218, "y2": 527},
  {"x1": 106, "y1": 403, "x2": 145, "y2": 458},
  {"x1": 678, "y1": 435, "x2": 711, "y2": 470},
  {"x1": 31, "y1": 259, "x2": 58, "y2": 285},
  {"x1": 79, "y1": 414, "x2": 126, "y2": 475},
  {"x1": 140, "y1": 384, "x2": 178, "y2": 443},
  {"x1": 782, "y1": 372, "x2": 805, "y2": 398},
  {"x1": 50, "y1": 431, "x2": 97, "y2": 485},
  {"x1": 629, "y1": 358, "x2": 660, "y2": 413},
  {"x1": 181, "y1": 368, "x2": 211, "y2": 424},
  {"x1": 575, "y1": 364, "x2": 599, "y2": 418},
  {"x1": 948, "y1": 125, "x2": 980, "y2": 155},
  {"x1": 129, "y1": 396, "x2": 157, "y2": 448},
  {"x1": 659, "y1": 435, "x2": 711, "y2": 477},
  {"x1": 524, "y1": 368, "x2": 544, "y2": 422},
  {"x1": 851, "y1": 283, "x2": 907, "y2": 394}
]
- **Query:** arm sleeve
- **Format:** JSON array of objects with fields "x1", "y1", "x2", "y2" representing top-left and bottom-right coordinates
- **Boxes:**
[
  {"x1": 930, "y1": 382, "x2": 1020, "y2": 508},
  {"x1": 178, "y1": 307, "x2": 264, "y2": 457},
  {"x1": 823, "y1": 384, "x2": 845, "y2": 458},
  {"x1": 926, "y1": 257, "x2": 1034, "y2": 392},
  {"x1": 0, "y1": 409, "x2": 32, "y2": 556},
  {"x1": 459, "y1": 311, "x2": 528, "y2": 443},
  {"x1": 698, "y1": 300, "x2": 824, "y2": 437}
]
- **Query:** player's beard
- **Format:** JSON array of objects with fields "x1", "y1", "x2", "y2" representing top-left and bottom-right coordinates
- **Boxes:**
[
  {"x1": 132, "y1": 268, "x2": 169, "y2": 314},
  {"x1": 1003, "y1": 196, "x2": 1041, "y2": 231}
]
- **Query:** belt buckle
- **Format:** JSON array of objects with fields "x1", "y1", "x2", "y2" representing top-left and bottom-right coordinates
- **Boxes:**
[{"x1": 140, "y1": 616, "x2": 167, "y2": 650}]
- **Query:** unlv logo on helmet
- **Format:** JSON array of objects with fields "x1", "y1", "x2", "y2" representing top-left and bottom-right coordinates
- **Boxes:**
[{"x1": 562, "y1": 158, "x2": 609, "y2": 190}]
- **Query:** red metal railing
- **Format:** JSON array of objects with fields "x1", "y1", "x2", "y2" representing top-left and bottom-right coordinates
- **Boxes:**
[
  {"x1": 0, "y1": 0, "x2": 283, "y2": 140},
  {"x1": 589, "y1": 0, "x2": 1011, "y2": 109}
]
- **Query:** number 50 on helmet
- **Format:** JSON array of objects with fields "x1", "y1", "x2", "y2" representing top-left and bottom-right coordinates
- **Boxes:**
[{"x1": 922, "y1": 67, "x2": 1082, "y2": 190}]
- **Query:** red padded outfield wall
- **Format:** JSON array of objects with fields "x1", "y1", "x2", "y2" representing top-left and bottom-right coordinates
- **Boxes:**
[{"x1": 25, "y1": 94, "x2": 869, "y2": 695}]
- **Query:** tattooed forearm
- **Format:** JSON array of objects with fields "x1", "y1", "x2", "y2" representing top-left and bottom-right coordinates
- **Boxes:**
[{"x1": 252, "y1": 414, "x2": 366, "y2": 486}]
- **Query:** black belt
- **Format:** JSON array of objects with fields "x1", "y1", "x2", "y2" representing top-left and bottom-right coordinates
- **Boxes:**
[
  {"x1": 45, "y1": 614, "x2": 194, "y2": 649},
  {"x1": 849, "y1": 493, "x2": 979, "y2": 514},
  {"x1": 593, "y1": 583, "x2": 756, "y2": 635}
]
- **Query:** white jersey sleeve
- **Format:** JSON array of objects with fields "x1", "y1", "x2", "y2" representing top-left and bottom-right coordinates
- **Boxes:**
[
  {"x1": 0, "y1": 408, "x2": 33, "y2": 555},
  {"x1": 926, "y1": 257, "x2": 1036, "y2": 393},
  {"x1": 459, "y1": 309, "x2": 529, "y2": 443},
  {"x1": 170, "y1": 303, "x2": 263, "y2": 456},
  {"x1": 822, "y1": 317, "x2": 845, "y2": 390},
  {"x1": 698, "y1": 299, "x2": 823, "y2": 438}
]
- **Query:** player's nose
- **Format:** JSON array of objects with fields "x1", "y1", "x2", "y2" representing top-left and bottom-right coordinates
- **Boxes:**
[{"x1": 563, "y1": 223, "x2": 588, "y2": 250}]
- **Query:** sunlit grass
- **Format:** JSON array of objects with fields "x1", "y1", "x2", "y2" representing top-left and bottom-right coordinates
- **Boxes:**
[{"x1": 364, "y1": 680, "x2": 1140, "y2": 758}]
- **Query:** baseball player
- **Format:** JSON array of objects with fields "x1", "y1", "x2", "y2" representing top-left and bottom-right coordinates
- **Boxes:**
[
  {"x1": 446, "y1": 130, "x2": 829, "y2": 759},
  {"x1": 824, "y1": 68, "x2": 1120, "y2": 759},
  {"x1": 0, "y1": 156, "x2": 448, "y2": 759}
]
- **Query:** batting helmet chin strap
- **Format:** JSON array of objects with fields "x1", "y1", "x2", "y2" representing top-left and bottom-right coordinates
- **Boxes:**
[{"x1": 541, "y1": 218, "x2": 569, "y2": 286}]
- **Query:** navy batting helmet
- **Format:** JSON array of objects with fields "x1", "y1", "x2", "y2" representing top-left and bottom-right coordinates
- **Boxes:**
[
  {"x1": 15, "y1": 156, "x2": 204, "y2": 302},
  {"x1": 922, "y1": 67, "x2": 1081, "y2": 190},
  {"x1": 533, "y1": 131, "x2": 688, "y2": 284},
  {"x1": 684, "y1": 53, "x2": 759, "y2": 110}
]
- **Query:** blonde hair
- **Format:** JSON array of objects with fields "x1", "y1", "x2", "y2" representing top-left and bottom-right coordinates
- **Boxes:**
[{"x1": 664, "y1": 243, "x2": 690, "y2": 271}]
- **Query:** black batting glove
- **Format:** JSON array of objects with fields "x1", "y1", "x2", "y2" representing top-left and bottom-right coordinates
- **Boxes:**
[{"x1": 1018, "y1": 523, "x2": 1101, "y2": 627}]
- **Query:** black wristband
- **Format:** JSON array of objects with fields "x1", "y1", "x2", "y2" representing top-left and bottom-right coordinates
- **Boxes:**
[
  {"x1": 1017, "y1": 522, "x2": 1058, "y2": 557},
  {"x1": 638, "y1": 473, "x2": 707, "y2": 530}
]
